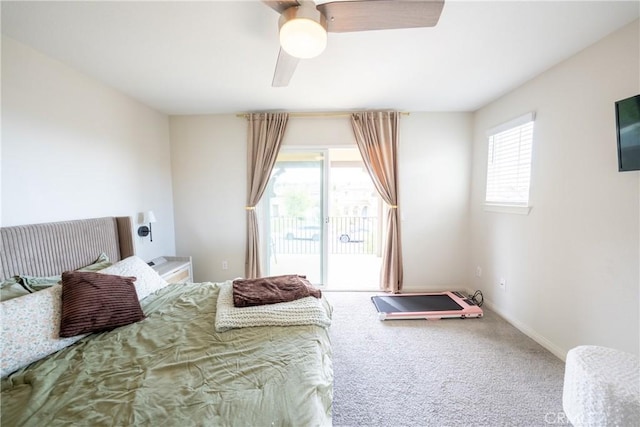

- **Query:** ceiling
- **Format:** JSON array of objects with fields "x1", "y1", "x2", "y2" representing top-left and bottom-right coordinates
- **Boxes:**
[{"x1": 2, "y1": 1, "x2": 638, "y2": 115}]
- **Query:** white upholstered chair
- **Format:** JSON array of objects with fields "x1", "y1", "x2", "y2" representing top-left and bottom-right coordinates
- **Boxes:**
[{"x1": 563, "y1": 345, "x2": 639, "y2": 426}]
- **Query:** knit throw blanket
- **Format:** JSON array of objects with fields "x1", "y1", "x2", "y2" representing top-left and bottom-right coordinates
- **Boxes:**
[
  {"x1": 232, "y1": 275, "x2": 321, "y2": 307},
  {"x1": 215, "y1": 281, "x2": 331, "y2": 332}
]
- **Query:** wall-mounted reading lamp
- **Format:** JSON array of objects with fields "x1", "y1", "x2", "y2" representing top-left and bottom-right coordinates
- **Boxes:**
[{"x1": 137, "y1": 211, "x2": 157, "y2": 242}]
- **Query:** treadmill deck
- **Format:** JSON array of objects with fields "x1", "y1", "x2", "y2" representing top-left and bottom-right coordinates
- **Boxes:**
[{"x1": 371, "y1": 291, "x2": 483, "y2": 320}]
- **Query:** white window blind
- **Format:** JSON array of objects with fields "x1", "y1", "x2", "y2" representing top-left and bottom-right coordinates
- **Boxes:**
[{"x1": 485, "y1": 113, "x2": 535, "y2": 206}]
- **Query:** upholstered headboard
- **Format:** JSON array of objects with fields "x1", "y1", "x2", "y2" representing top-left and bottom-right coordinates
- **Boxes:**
[{"x1": 0, "y1": 216, "x2": 134, "y2": 281}]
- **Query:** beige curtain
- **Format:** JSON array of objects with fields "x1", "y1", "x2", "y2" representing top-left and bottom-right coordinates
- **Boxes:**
[
  {"x1": 245, "y1": 113, "x2": 289, "y2": 278},
  {"x1": 351, "y1": 111, "x2": 403, "y2": 293}
]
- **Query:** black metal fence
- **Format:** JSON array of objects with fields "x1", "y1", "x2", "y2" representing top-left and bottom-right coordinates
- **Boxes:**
[{"x1": 269, "y1": 217, "x2": 378, "y2": 255}]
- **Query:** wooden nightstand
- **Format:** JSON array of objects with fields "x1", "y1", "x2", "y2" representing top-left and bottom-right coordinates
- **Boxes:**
[{"x1": 149, "y1": 256, "x2": 192, "y2": 284}]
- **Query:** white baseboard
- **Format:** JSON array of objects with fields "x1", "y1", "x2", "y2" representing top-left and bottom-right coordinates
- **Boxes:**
[
  {"x1": 462, "y1": 288, "x2": 568, "y2": 362},
  {"x1": 371, "y1": 286, "x2": 568, "y2": 361}
]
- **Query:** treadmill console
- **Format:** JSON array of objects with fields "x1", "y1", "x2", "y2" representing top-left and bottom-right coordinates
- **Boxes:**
[{"x1": 452, "y1": 291, "x2": 476, "y2": 306}]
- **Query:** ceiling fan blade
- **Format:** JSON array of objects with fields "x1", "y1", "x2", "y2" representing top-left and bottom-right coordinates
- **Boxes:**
[
  {"x1": 262, "y1": 0, "x2": 300, "y2": 14},
  {"x1": 317, "y1": 0, "x2": 445, "y2": 33},
  {"x1": 272, "y1": 48, "x2": 300, "y2": 87}
]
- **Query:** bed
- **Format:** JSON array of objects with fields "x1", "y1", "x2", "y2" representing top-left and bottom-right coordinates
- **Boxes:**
[{"x1": 0, "y1": 217, "x2": 333, "y2": 426}]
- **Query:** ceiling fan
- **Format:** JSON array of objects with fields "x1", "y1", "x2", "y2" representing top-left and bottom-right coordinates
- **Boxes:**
[{"x1": 263, "y1": 0, "x2": 445, "y2": 87}]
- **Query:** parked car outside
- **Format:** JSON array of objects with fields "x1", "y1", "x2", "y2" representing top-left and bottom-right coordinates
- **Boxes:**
[
  {"x1": 285, "y1": 225, "x2": 321, "y2": 241},
  {"x1": 338, "y1": 227, "x2": 369, "y2": 243}
]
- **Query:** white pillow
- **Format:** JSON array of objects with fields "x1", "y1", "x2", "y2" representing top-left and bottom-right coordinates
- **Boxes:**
[
  {"x1": 98, "y1": 256, "x2": 168, "y2": 300},
  {"x1": 1, "y1": 285, "x2": 88, "y2": 378}
]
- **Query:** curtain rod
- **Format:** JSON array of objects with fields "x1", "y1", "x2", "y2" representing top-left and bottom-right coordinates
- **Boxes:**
[{"x1": 235, "y1": 111, "x2": 410, "y2": 119}]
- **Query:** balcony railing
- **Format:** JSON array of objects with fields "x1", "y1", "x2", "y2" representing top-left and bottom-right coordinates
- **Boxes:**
[{"x1": 269, "y1": 217, "x2": 378, "y2": 255}]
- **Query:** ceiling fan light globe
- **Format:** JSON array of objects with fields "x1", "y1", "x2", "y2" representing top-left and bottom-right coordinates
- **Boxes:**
[{"x1": 280, "y1": 18, "x2": 327, "y2": 59}]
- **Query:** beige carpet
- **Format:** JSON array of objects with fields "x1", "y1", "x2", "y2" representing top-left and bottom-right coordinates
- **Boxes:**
[{"x1": 324, "y1": 292, "x2": 567, "y2": 427}]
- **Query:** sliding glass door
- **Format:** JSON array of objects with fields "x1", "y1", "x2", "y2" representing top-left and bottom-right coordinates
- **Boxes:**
[
  {"x1": 262, "y1": 150, "x2": 326, "y2": 285},
  {"x1": 262, "y1": 148, "x2": 382, "y2": 290},
  {"x1": 326, "y1": 149, "x2": 382, "y2": 290}
]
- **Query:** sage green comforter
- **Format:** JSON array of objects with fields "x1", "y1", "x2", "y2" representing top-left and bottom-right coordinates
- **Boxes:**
[{"x1": 1, "y1": 282, "x2": 333, "y2": 427}]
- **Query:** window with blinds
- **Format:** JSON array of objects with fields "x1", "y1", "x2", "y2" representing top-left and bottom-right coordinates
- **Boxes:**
[{"x1": 485, "y1": 112, "x2": 535, "y2": 207}]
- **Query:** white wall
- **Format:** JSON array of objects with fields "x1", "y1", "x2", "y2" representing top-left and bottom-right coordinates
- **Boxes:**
[
  {"x1": 282, "y1": 116, "x2": 354, "y2": 147},
  {"x1": 469, "y1": 21, "x2": 640, "y2": 357},
  {"x1": 401, "y1": 113, "x2": 472, "y2": 291},
  {"x1": 1, "y1": 36, "x2": 176, "y2": 261},
  {"x1": 169, "y1": 115, "x2": 247, "y2": 282},
  {"x1": 169, "y1": 113, "x2": 473, "y2": 285}
]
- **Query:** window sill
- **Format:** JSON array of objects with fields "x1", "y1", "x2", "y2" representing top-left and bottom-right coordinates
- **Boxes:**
[{"x1": 483, "y1": 204, "x2": 532, "y2": 215}]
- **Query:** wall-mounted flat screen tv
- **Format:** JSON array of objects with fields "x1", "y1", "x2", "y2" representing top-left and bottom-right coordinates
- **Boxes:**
[{"x1": 615, "y1": 94, "x2": 640, "y2": 172}]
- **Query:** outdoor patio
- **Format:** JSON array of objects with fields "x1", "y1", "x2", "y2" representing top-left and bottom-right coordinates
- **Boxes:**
[{"x1": 267, "y1": 253, "x2": 381, "y2": 291}]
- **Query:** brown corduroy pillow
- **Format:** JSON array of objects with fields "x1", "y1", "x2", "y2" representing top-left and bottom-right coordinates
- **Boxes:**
[{"x1": 59, "y1": 270, "x2": 145, "y2": 337}]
